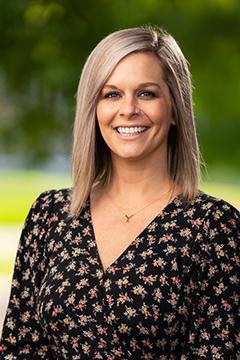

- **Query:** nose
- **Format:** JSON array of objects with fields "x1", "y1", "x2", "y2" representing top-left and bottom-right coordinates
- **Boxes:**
[{"x1": 119, "y1": 95, "x2": 140, "y2": 118}]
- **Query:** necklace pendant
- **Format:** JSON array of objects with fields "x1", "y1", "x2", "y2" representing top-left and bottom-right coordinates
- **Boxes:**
[{"x1": 125, "y1": 214, "x2": 131, "y2": 222}]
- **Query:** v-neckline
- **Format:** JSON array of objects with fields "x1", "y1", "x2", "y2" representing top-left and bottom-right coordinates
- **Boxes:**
[{"x1": 87, "y1": 193, "x2": 182, "y2": 275}]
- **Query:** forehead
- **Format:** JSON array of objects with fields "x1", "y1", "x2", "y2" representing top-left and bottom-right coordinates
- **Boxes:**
[{"x1": 105, "y1": 51, "x2": 165, "y2": 84}]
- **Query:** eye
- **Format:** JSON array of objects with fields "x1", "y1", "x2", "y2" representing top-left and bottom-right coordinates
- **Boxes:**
[
  {"x1": 103, "y1": 92, "x2": 120, "y2": 99},
  {"x1": 139, "y1": 90, "x2": 156, "y2": 98}
]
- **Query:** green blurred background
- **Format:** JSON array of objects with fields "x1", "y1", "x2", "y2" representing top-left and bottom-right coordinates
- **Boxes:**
[
  {"x1": 0, "y1": 0, "x2": 240, "y2": 225},
  {"x1": 0, "y1": 2, "x2": 239, "y2": 333}
]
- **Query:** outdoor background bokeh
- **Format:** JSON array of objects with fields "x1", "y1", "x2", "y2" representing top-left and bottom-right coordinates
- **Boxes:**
[
  {"x1": 0, "y1": 0, "x2": 240, "y2": 333},
  {"x1": 1, "y1": 0, "x2": 240, "y2": 171}
]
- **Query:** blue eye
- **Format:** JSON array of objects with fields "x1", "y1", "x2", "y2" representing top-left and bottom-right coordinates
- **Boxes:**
[
  {"x1": 139, "y1": 91, "x2": 156, "y2": 98},
  {"x1": 104, "y1": 92, "x2": 120, "y2": 99}
]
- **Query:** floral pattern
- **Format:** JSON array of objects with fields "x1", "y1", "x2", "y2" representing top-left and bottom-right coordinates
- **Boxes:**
[{"x1": 0, "y1": 188, "x2": 239, "y2": 359}]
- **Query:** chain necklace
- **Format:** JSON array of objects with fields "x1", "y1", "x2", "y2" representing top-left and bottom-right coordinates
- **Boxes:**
[{"x1": 106, "y1": 186, "x2": 174, "y2": 223}]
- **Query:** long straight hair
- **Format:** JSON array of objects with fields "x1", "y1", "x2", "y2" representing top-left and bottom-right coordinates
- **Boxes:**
[{"x1": 69, "y1": 25, "x2": 201, "y2": 218}]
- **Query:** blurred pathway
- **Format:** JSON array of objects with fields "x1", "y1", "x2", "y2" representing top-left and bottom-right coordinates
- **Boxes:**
[{"x1": 0, "y1": 226, "x2": 21, "y2": 337}]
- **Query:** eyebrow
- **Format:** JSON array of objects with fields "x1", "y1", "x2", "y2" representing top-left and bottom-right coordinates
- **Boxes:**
[{"x1": 102, "y1": 82, "x2": 162, "y2": 90}]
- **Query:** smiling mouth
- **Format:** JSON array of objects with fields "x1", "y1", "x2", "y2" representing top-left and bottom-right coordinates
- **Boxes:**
[{"x1": 115, "y1": 126, "x2": 148, "y2": 136}]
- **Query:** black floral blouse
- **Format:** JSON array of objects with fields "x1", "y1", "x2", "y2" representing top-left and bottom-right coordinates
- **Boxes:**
[{"x1": 0, "y1": 188, "x2": 239, "y2": 359}]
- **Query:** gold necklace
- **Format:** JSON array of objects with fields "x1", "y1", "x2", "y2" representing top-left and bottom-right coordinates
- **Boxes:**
[{"x1": 106, "y1": 187, "x2": 174, "y2": 223}]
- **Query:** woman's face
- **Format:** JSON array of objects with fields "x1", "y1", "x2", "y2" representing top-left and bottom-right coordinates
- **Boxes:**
[{"x1": 96, "y1": 51, "x2": 174, "y2": 163}]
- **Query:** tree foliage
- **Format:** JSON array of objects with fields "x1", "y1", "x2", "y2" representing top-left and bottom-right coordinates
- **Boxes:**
[{"x1": 0, "y1": 0, "x2": 239, "y2": 171}]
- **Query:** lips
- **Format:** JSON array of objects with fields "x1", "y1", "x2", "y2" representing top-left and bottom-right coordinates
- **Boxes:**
[{"x1": 115, "y1": 126, "x2": 148, "y2": 136}]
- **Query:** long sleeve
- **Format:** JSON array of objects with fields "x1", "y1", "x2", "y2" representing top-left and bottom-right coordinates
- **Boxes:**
[
  {"x1": 183, "y1": 200, "x2": 240, "y2": 359},
  {"x1": 0, "y1": 190, "x2": 57, "y2": 359}
]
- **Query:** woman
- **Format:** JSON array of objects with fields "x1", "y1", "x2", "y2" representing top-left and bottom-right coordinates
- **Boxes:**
[{"x1": 1, "y1": 25, "x2": 239, "y2": 359}]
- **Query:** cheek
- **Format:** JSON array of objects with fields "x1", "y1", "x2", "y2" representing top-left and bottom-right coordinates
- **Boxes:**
[
  {"x1": 96, "y1": 103, "x2": 115, "y2": 125},
  {"x1": 151, "y1": 102, "x2": 173, "y2": 124}
]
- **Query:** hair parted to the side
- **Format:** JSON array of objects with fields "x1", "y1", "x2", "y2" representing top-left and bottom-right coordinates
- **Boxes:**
[{"x1": 69, "y1": 24, "x2": 202, "y2": 219}]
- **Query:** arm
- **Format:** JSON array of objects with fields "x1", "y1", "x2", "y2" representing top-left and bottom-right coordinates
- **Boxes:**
[
  {"x1": 183, "y1": 200, "x2": 240, "y2": 359},
  {"x1": 0, "y1": 190, "x2": 57, "y2": 359}
]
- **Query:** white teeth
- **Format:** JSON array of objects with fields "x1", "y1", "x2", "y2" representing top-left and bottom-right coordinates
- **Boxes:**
[{"x1": 116, "y1": 126, "x2": 147, "y2": 136}]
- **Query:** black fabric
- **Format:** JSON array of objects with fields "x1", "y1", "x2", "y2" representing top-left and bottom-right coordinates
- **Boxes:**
[{"x1": 0, "y1": 188, "x2": 239, "y2": 359}]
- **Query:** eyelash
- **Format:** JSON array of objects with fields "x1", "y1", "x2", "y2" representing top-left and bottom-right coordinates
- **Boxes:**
[
  {"x1": 139, "y1": 91, "x2": 156, "y2": 98},
  {"x1": 104, "y1": 92, "x2": 119, "y2": 99},
  {"x1": 103, "y1": 91, "x2": 156, "y2": 99}
]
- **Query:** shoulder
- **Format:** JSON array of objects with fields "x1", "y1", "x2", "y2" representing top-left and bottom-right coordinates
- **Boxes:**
[
  {"x1": 179, "y1": 191, "x2": 239, "y2": 252},
  {"x1": 34, "y1": 187, "x2": 72, "y2": 206},
  {"x1": 184, "y1": 190, "x2": 239, "y2": 221},
  {"x1": 29, "y1": 187, "x2": 72, "y2": 221},
  {"x1": 181, "y1": 192, "x2": 240, "y2": 284},
  {"x1": 191, "y1": 191, "x2": 239, "y2": 261},
  {"x1": 195, "y1": 190, "x2": 239, "y2": 225},
  {"x1": 36, "y1": 186, "x2": 71, "y2": 201},
  {"x1": 202, "y1": 194, "x2": 240, "y2": 244}
]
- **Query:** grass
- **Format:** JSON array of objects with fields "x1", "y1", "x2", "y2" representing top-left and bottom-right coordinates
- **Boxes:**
[{"x1": 0, "y1": 170, "x2": 71, "y2": 224}]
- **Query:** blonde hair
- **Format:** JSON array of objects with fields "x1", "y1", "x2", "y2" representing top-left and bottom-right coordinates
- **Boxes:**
[{"x1": 70, "y1": 25, "x2": 201, "y2": 218}]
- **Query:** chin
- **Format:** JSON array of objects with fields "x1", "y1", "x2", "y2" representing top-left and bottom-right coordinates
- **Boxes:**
[{"x1": 113, "y1": 151, "x2": 147, "y2": 162}]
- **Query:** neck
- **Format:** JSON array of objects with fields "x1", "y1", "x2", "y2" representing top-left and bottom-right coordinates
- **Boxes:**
[{"x1": 107, "y1": 154, "x2": 174, "y2": 202}]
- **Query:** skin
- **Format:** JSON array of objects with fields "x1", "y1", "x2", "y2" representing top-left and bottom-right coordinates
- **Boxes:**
[
  {"x1": 97, "y1": 51, "x2": 175, "y2": 164},
  {"x1": 94, "y1": 51, "x2": 178, "y2": 209},
  {"x1": 91, "y1": 51, "x2": 180, "y2": 273}
]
